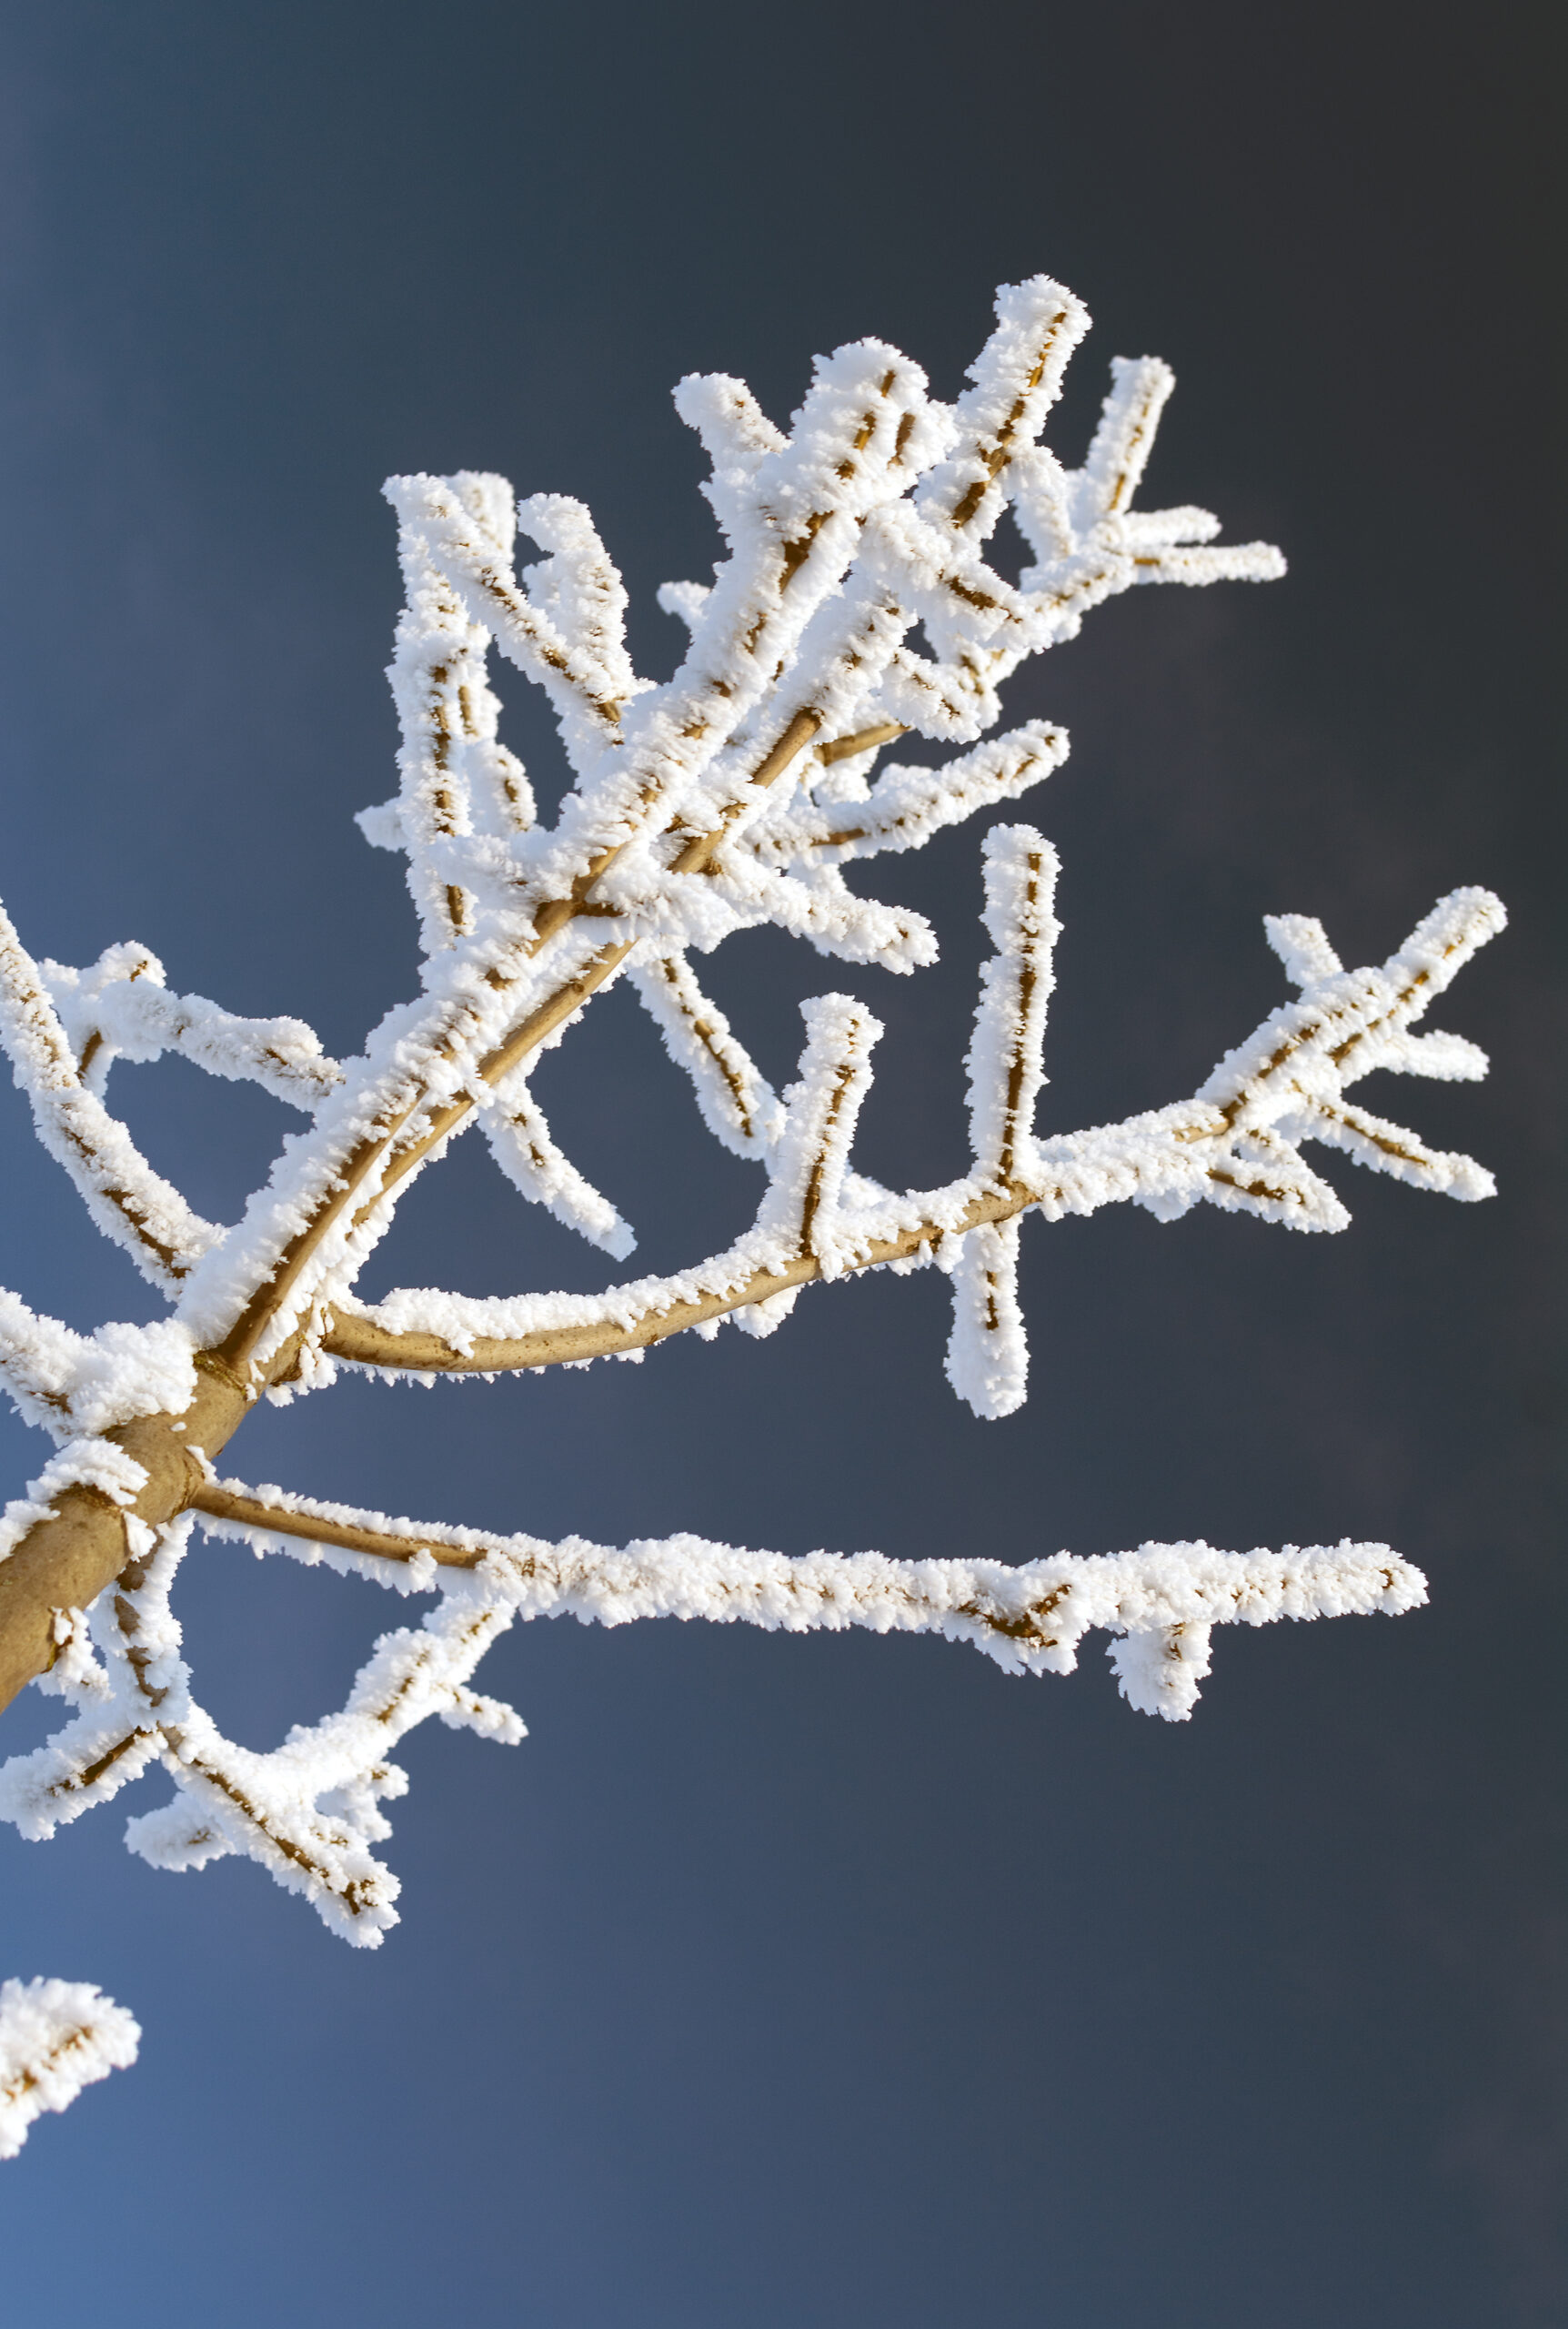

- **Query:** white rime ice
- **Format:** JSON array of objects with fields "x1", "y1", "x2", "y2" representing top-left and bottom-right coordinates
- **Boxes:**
[
  {"x1": 0, "y1": 1977, "x2": 139, "y2": 2158},
  {"x1": 0, "y1": 273, "x2": 1503, "y2": 2053}
]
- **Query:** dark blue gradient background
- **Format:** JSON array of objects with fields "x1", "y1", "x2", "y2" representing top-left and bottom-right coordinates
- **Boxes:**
[{"x1": 0, "y1": 5, "x2": 1559, "y2": 2323}]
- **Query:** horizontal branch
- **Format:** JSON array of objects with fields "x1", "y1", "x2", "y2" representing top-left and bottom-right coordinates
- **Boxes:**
[
  {"x1": 189, "y1": 1480, "x2": 484, "y2": 1568},
  {"x1": 187, "y1": 1476, "x2": 1426, "y2": 1727},
  {"x1": 5, "y1": 1472, "x2": 1426, "y2": 1961},
  {"x1": 318, "y1": 883, "x2": 1502, "y2": 1380}
]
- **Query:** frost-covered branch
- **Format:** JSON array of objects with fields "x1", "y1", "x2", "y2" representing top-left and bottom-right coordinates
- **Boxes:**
[
  {"x1": 45, "y1": 273, "x2": 1282, "y2": 1401},
  {"x1": 0, "y1": 906, "x2": 219, "y2": 1288},
  {"x1": 319, "y1": 875, "x2": 1503, "y2": 1395},
  {"x1": 626, "y1": 949, "x2": 785, "y2": 1159},
  {"x1": 39, "y1": 942, "x2": 340, "y2": 1108},
  {"x1": 0, "y1": 1977, "x2": 138, "y2": 2158},
  {"x1": 0, "y1": 269, "x2": 1503, "y2": 2108},
  {"x1": 0, "y1": 1468, "x2": 1424, "y2": 1945}
]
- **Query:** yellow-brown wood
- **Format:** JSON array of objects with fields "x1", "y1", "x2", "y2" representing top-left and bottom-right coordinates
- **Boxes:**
[{"x1": 0, "y1": 1365, "x2": 248, "y2": 1713}]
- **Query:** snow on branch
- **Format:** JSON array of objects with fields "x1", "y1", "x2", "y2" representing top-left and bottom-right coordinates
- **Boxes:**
[
  {"x1": 918, "y1": 275, "x2": 1091, "y2": 538},
  {"x1": 755, "y1": 993, "x2": 883, "y2": 1272},
  {"x1": 1191, "y1": 884, "x2": 1504, "y2": 1205},
  {"x1": 941, "y1": 824, "x2": 1059, "y2": 1416},
  {"x1": 0, "y1": 270, "x2": 1504, "y2": 2076}
]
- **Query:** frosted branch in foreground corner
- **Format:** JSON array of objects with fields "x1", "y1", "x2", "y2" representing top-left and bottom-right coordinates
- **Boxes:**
[{"x1": 0, "y1": 1977, "x2": 139, "y2": 2158}]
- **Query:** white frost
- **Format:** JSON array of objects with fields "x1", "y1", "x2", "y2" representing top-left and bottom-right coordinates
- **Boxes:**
[{"x1": 0, "y1": 1977, "x2": 139, "y2": 2159}]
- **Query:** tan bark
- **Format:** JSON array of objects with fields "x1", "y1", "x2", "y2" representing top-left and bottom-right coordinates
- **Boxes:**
[
  {"x1": 319, "y1": 1175, "x2": 1049, "y2": 1377},
  {"x1": 0, "y1": 1362, "x2": 249, "y2": 1714},
  {"x1": 188, "y1": 1481, "x2": 482, "y2": 1569},
  {"x1": 667, "y1": 710, "x2": 821, "y2": 874},
  {"x1": 816, "y1": 721, "x2": 908, "y2": 766}
]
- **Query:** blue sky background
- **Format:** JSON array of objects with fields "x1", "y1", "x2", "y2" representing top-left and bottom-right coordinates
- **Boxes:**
[{"x1": 0, "y1": 4, "x2": 1559, "y2": 2323}]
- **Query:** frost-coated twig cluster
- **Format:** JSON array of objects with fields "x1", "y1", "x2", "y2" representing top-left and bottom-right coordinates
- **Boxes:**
[{"x1": 0, "y1": 277, "x2": 1503, "y2": 2113}]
